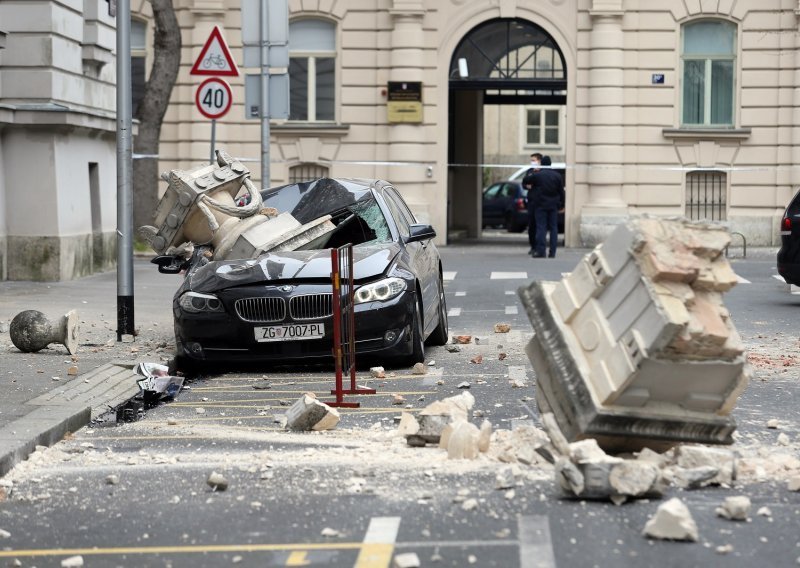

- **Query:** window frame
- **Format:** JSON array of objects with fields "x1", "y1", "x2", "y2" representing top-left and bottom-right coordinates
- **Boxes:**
[
  {"x1": 131, "y1": 18, "x2": 147, "y2": 116},
  {"x1": 680, "y1": 18, "x2": 738, "y2": 128},
  {"x1": 521, "y1": 105, "x2": 563, "y2": 150},
  {"x1": 288, "y1": 17, "x2": 337, "y2": 123}
]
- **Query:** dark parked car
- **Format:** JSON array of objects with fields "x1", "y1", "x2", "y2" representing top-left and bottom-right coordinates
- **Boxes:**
[
  {"x1": 482, "y1": 181, "x2": 528, "y2": 232},
  {"x1": 156, "y1": 178, "x2": 449, "y2": 372},
  {"x1": 778, "y1": 187, "x2": 800, "y2": 285}
]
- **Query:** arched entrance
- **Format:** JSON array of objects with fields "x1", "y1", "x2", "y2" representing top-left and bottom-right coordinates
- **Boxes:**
[{"x1": 447, "y1": 18, "x2": 567, "y2": 238}]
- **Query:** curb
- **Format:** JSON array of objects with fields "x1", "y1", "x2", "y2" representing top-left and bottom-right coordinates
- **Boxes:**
[{"x1": 0, "y1": 361, "x2": 141, "y2": 477}]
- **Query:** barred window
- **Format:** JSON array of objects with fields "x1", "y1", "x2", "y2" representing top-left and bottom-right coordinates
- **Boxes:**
[{"x1": 686, "y1": 170, "x2": 726, "y2": 221}]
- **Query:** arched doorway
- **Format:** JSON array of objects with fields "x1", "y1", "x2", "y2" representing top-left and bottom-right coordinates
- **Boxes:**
[{"x1": 447, "y1": 18, "x2": 567, "y2": 238}]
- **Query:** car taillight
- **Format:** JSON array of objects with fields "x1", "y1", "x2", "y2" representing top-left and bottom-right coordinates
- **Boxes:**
[
  {"x1": 515, "y1": 198, "x2": 526, "y2": 211},
  {"x1": 781, "y1": 216, "x2": 792, "y2": 236}
]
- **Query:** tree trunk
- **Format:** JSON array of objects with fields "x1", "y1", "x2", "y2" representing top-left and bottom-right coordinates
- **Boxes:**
[{"x1": 133, "y1": 0, "x2": 181, "y2": 233}]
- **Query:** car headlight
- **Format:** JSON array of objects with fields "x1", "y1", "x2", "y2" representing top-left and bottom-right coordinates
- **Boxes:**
[
  {"x1": 179, "y1": 291, "x2": 224, "y2": 313},
  {"x1": 354, "y1": 277, "x2": 406, "y2": 304}
]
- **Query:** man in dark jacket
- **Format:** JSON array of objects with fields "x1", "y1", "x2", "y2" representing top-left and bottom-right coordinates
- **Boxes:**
[
  {"x1": 521, "y1": 153, "x2": 542, "y2": 255},
  {"x1": 528, "y1": 155, "x2": 565, "y2": 258}
]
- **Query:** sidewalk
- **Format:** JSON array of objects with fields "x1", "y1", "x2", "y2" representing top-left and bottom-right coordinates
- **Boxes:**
[{"x1": 0, "y1": 257, "x2": 177, "y2": 475}]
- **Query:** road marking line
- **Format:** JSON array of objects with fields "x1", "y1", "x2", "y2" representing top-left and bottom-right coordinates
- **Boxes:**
[
  {"x1": 736, "y1": 274, "x2": 751, "y2": 284},
  {"x1": 286, "y1": 550, "x2": 311, "y2": 565},
  {"x1": 443, "y1": 271, "x2": 457, "y2": 281},
  {"x1": 491, "y1": 271, "x2": 528, "y2": 279},
  {"x1": 455, "y1": 291, "x2": 466, "y2": 297},
  {"x1": 505, "y1": 290, "x2": 516, "y2": 295},
  {"x1": 0, "y1": 543, "x2": 365, "y2": 559},
  {"x1": 518, "y1": 515, "x2": 557, "y2": 568},
  {"x1": 354, "y1": 517, "x2": 401, "y2": 568},
  {"x1": 448, "y1": 307, "x2": 461, "y2": 317},
  {"x1": 505, "y1": 305, "x2": 518, "y2": 315}
]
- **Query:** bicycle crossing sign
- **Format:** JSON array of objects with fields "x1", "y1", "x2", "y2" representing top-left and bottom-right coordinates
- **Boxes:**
[{"x1": 190, "y1": 25, "x2": 239, "y2": 77}]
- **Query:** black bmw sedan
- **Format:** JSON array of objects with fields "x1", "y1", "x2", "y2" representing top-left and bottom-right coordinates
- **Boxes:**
[{"x1": 161, "y1": 178, "x2": 448, "y2": 373}]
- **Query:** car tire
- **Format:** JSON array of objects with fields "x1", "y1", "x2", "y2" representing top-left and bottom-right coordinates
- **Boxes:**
[
  {"x1": 426, "y1": 276, "x2": 449, "y2": 346},
  {"x1": 168, "y1": 354, "x2": 203, "y2": 378}
]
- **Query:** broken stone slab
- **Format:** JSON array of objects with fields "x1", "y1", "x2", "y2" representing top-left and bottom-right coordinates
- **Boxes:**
[
  {"x1": 643, "y1": 498, "x2": 699, "y2": 542},
  {"x1": 788, "y1": 476, "x2": 800, "y2": 491},
  {"x1": 715, "y1": 496, "x2": 751, "y2": 521},
  {"x1": 670, "y1": 465, "x2": 720, "y2": 489},
  {"x1": 556, "y1": 458, "x2": 663, "y2": 501},
  {"x1": 443, "y1": 421, "x2": 480, "y2": 460},
  {"x1": 285, "y1": 393, "x2": 340, "y2": 431},
  {"x1": 495, "y1": 466, "x2": 517, "y2": 490},
  {"x1": 403, "y1": 392, "x2": 476, "y2": 446},
  {"x1": 477, "y1": 420, "x2": 492, "y2": 453},
  {"x1": 370, "y1": 366, "x2": 386, "y2": 378},
  {"x1": 207, "y1": 471, "x2": 229, "y2": 491},
  {"x1": 675, "y1": 445, "x2": 736, "y2": 486},
  {"x1": 519, "y1": 217, "x2": 749, "y2": 451},
  {"x1": 9, "y1": 309, "x2": 79, "y2": 355},
  {"x1": 411, "y1": 362, "x2": 426, "y2": 375}
]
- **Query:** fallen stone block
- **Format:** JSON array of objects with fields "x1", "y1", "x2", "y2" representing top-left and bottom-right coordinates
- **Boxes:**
[
  {"x1": 403, "y1": 392, "x2": 475, "y2": 446},
  {"x1": 643, "y1": 498, "x2": 698, "y2": 542},
  {"x1": 445, "y1": 421, "x2": 480, "y2": 460},
  {"x1": 715, "y1": 496, "x2": 751, "y2": 521},
  {"x1": 788, "y1": 476, "x2": 800, "y2": 491},
  {"x1": 670, "y1": 465, "x2": 720, "y2": 489},
  {"x1": 519, "y1": 217, "x2": 750, "y2": 451},
  {"x1": 675, "y1": 445, "x2": 736, "y2": 486},
  {"x1": 478, "y1": 420, "x2": 492, "y2": 453},
  {"x1": 285, "y1": 393, "x2": 340, "y2": 431}
]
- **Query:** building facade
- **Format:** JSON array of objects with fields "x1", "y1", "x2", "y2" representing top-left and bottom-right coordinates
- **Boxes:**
[
  {"x1": 0, "y1": 0, "x2": 119, "y2": 281},
  {"x1": 2, "y1": 0, "x2": 799, "y2": 280}
]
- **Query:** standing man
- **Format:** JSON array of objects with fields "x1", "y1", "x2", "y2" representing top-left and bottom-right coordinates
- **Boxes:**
[
  {"x1": 530, "y1": 155, "x2": 565, "y2": 258},
  {"x1": 522, "y1": 153, "x2": 543, "y2": 256}
]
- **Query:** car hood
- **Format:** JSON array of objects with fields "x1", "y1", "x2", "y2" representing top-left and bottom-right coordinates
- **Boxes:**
[{"x1": 186, "y1": 243, "x2": 401, "y2": 293}]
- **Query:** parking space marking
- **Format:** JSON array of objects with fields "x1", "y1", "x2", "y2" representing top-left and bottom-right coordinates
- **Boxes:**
[
  {"x1": 354, "y1": 516, "x2": 401, "y2": 568},
  {"x1": 518, "y1": 515, "x2": 557, "y2": 568},
  {"x1": 455, "y1": 291, "x2": 467, "y2": 297},
  {"x1": 448, "y1": 307, "x2": 462, "y2": 317},
  {"x1": 491, "y1": 271, "x2": 528, "y2": 279},
  {"x1": 505, "y1": 305, "x2": 518, "y2": 315},
  {"x1": 443, "y1": 271, "x2": 457, "y2": 281}
]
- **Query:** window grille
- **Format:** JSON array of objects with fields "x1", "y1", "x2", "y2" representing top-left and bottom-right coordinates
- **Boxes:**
[
  {"x1": 289, "y1": 164, "x2": 329, "y2": 184},
  {"x1": 685, "y1": 170, "x2": 726, "y2": 221}
]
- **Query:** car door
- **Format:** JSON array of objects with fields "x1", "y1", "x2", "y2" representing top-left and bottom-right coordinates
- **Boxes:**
[
  {"x1": 482, "y1": 183, "x2": 503, "y2": 226},
  {"x1": 384, "y1": 188, "x2": 438, "y2": 330}
]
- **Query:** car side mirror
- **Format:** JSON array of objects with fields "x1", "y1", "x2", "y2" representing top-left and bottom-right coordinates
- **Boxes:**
[
  {"x1": 406, "y1": 223, "x2": 436, "y2": 243},
  {"x1": 151, "y1": 255, "x2": 187, "y2": 274}
]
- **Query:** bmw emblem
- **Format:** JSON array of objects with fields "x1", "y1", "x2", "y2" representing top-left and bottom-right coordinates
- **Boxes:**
[{"x1": 279, "y1": 285, "x2": 293, "y2": 292}]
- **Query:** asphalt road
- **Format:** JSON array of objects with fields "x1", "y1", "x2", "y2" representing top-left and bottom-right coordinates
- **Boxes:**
[{"x1": 0, "y1": 236, "x2": 798, "y2": 568}]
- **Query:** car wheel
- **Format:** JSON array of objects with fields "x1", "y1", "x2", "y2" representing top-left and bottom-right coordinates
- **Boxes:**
[
  {"x1": 168, "y1": 355, "x2": 203, "y2": 378},
  {"x1": 426, "y1": 276, "x2": 449, "y2": 346}
]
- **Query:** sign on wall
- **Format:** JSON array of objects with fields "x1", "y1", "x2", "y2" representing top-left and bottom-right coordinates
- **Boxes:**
[{"x1": 387, "y1": 82, "x2": 423, "y2": 123}]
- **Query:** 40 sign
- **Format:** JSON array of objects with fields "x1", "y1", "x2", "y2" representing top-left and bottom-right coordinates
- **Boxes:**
[{"x1": 195, "y1": 78, "x2": 232, "y2": 119}]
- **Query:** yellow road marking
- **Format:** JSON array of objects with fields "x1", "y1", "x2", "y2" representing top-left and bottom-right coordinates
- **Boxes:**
[
  {"x1": 353, "y1": 543, "x2": 394, "y2": 568},
  {"x1": 0, "y1": 542, "x2": 363, "y2": 558},
  {"x1": 286, "y1": 550, "x2": 311, "y2": 566}
]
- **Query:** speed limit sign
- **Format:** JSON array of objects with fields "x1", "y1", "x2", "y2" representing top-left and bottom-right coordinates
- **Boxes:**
[{"x1": 195, "y1": 77, "x2": 232, "y2": 119}]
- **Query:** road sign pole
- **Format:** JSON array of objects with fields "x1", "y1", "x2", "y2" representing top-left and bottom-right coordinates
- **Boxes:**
[
  {"x1": 260, "y1": 0, "x2": 270, "y2": 188},
  {"x1": 115, "y1": 0, "x2": 135, "y2": 341},
  {"x1": 210, "y1": 119, "x2": 216, "y2": 164}
]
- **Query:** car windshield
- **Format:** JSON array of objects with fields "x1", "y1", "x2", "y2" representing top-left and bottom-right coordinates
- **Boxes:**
[{"x1": 261, "y1": 178, "x2": 392, "y2": 248}]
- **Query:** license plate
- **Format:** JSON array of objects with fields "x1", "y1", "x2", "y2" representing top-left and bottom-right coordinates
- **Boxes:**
[{"x1": 254, "y1": 323, "x2": 325, "y2": 342}]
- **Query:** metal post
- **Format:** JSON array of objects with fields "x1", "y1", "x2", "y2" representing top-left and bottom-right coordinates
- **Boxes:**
[
  {"x1": 210, "y1": 119, "x2": 216, "y2": 164},
  {"x1": 116, "y1": 0, "x2": 135, "y2": 341},
  {"x1": 260, "y1": 0, "x2": 270, "y2": 188}
]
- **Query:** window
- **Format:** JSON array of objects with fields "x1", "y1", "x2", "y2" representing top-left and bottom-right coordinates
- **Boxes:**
[
  {"x1": 681, "y1": 20, "x2": 736, "y2": 127},
  {"x1": 131, "y1": 19, "x2": 146, "y2": 116},
  {"x1": 686, "y1": 170, "x2": 726, "y2": 221},
  {"x1": 289, "y1": 19, "x2": 335, "y2": 122},
  {"x1": 526, "y1": 107, "x2": 560, "y2": 146}
]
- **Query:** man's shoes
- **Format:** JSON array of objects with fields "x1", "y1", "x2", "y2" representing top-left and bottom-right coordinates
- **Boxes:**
[
  {"x1": 548, "y1": 254, "x2": 556, "y2": 258},
  {"x1": 531, "y1": 252, "x2": 545, "y2": 258}
]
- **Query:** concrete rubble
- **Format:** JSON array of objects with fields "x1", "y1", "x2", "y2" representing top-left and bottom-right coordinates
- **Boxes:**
[
  {"x1": 643, "y1": 498, "x2": 699, "y2": 542},
  {"x1": 716, "y1": 496, "x2": 751, "y2": 520},
  {"x1": 518, "y1": 217, "x2": 751, "y2": 450},
  {"x1": 285, "y1": 393, "x2": 341, "y2": 431}
]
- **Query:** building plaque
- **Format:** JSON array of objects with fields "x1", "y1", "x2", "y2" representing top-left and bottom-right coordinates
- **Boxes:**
[{"x1": 387, "y1": 81, "x2": 422, "y2": 123}]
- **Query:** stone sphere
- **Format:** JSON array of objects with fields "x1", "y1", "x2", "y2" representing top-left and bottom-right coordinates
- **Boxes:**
[{"x1": 9, "y1": 310, "x2": 52, "y2": 353}]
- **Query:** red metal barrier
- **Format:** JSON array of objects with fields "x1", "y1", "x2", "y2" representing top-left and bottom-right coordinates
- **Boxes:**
[{"x1": 325, "y1": 244, "x2": 375, "y2": 408}]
